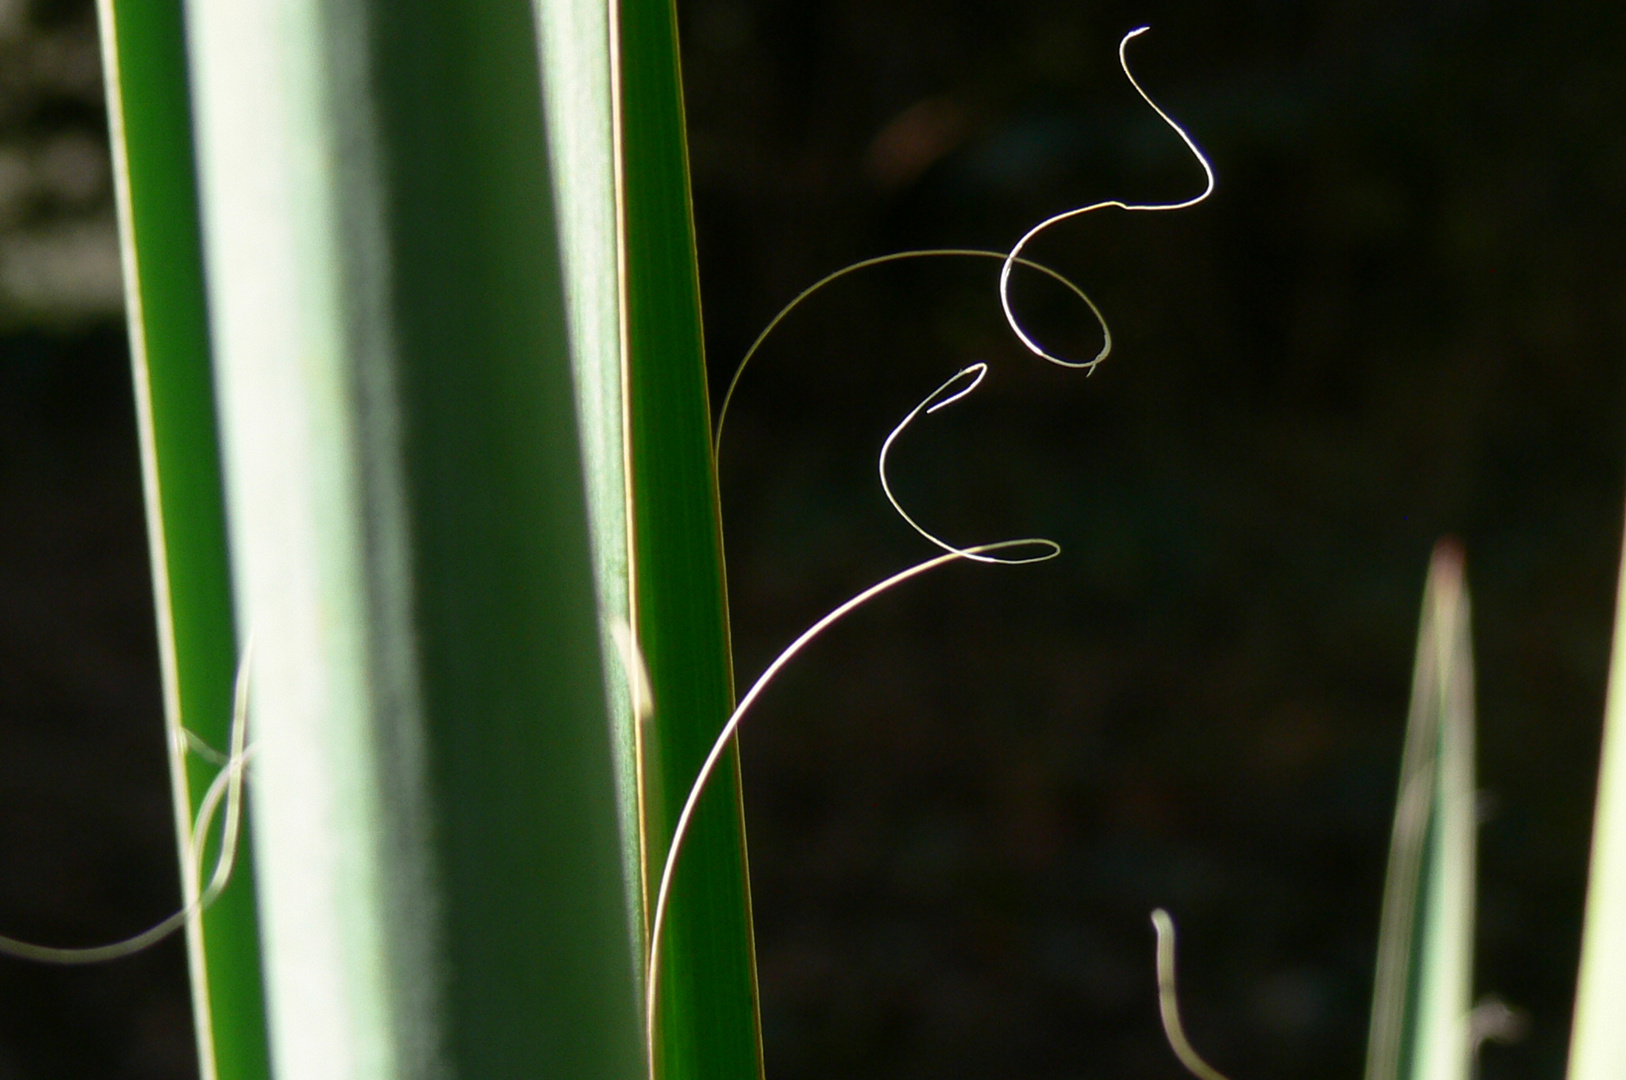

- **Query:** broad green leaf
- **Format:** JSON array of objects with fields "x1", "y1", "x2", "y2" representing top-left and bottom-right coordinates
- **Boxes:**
[
  {"x1": 94, "y1": 3, "x2": 270, "y2": 1078},
  {"x1": 1567, "y1": 524, "x2": 1626, "y2": 1080},
  {"x1": 1366, "y1": 541, "x2": 1476, "y2": 1080},
  {"x1": 182, "y1": 0, "x2": 646, "y2": 1076},
  {"x1": 532, "y1": 0, "x2": 647, "y2": 975}
]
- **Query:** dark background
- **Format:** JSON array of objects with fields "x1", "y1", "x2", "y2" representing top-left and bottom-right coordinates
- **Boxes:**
[{"x1": 3, "y1": 0, "x2": 1625, "y2": 1077}]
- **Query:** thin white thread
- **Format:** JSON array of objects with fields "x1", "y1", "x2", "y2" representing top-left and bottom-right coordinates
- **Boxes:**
[
  {"x1": 713, "y1": 25, "x2": 1213, "y2": 463},
  {"x1": 179, "y1": 727, "x2": 232, "y2": 768},
  {"x1": 999, "y1": 26, "x2": 1215, "y2": 367},
  {"x1": 650, "y1": 349, "x2": 1060, "y2": 1049},
  {"x1": 647, "y1": 23, "x2": 1210, "y2": 1066},
  {"x1": 713, "y1": 249, "x2": 1106, "y2": 457},
  {"x1": 644, "y1": 535, "x2": 1054, "y2": 1050},
  {"x1": 878, "y1": 363, "x2": 1058, "y2": 565},
  {"x1": 0, "y1": 644, "x2": 254, "y2": 965},
  {"x1": 1153, "y1": 909, "x2": 1233, "y2": 1080},
  {"x1": 611, "y1": 617, "x2": 656, "y2": 724}
]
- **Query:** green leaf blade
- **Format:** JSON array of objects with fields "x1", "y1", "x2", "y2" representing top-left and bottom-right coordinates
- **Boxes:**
[
  {"x1": 1567, "y1": 523, "x2": 1626, "y2": 1080},
  {"x1": 182, "y1": 0, "x2": 648, "y2": 1075},
  {"x1": 96, "y1": 3, "x2": 271, "y2": 1077},
  {"x1": 618, "y1": 0, "x2": 766, "y2": 1077},
  {"x1": 1366, "y1": 541, "x2": 1476, "y2": 1080}
]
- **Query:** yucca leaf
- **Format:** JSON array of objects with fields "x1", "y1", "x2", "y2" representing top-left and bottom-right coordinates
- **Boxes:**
[
  {"x1": 181, "y1": 0, "x2": 646, "y2": 1075},
  {"x1": 532, "y1": 0, "x2": 646, "y2": 968},
  {"x1": 1566, "y1": 524, "x2": 1626, "y2": 1080},
  {"x1": 617, "y1": 1, "x2": 767, "y2": 1077},
  {"x1": 1366, "y1": 540, "x2": 1477, "y2": 1080},
  {"x1": 94, "y1": 3, "x2": 270, "y2": 1078}
]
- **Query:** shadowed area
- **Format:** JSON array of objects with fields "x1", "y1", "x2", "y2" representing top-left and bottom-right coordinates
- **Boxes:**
[{"x1": 0, "y1": 330, "x2": 192, "y2": 1078}]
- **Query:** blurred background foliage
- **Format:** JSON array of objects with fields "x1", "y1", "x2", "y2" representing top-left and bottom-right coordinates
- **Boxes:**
[
  {"x1": 0, "y1": 0, "x2": 118, "y2": 323},
  {"x1": 0, "y1": 0, "x2": 1623, "y2": 1077}
]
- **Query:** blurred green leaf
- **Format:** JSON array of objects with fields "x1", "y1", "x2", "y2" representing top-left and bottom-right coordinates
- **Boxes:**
[
  {"x1": 1567, "y1": 525, "x2": 1626, "y2": 1080},
  {"x1": 1366, "y1": 541, "x2": 1476, "y2": 1080}
]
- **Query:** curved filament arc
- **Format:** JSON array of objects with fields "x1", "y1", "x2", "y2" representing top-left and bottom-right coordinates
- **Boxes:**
[
  {"x1": 878, "y1": 363, "x2": 1059, "y2": 565},
  {"x1": 999, "y1": 26, "x2": 1216, "y2": 368},
  {"x1": 714, "y1": 249, "x2": 1106, "y2": 459},
  {"x1": 0, "y1": 643, "x2": 255, "y2": 965}
]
